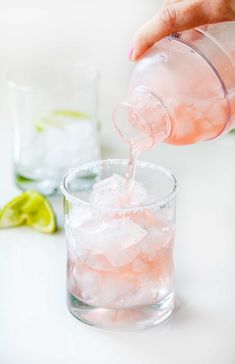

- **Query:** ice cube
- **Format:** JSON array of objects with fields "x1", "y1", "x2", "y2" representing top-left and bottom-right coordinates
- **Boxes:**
[
  {"x1": 80, "y1": 253, "x2": 115, "y2": 272},
  {"x1": 71, "y1": 258, "x2": 160, "y2": 308},
  {"x1": 25, "y1": 127, "x2": 72, "y2": 178},
  {"x1": 89, "y1": 174, "x2": 147, "y2": 208},
  {"x1": 69, "y1": 205, "x2": 92, "y2": 228},
  {"x1": 78, "y1": 218, "x2": 147, "y2": 254},
  {"x1": 106, "y1": 245, "x2": 139, "y2": 267},
  {"x1": 71, "y1": 261, "x2": 105, "y2": 304},
  {"x1": 79, "y1": 270, "x2": 102, "y2": 304},
  {"x1": 121, "y1": 284, "x2": 159, "y2": 307},
  {"x1": 130, "y1": 209, "x2": 158, "y2": 228},
  {"x1": 74, "y1": 262, "x2": 136, "y2": 307},
  {"x1": 99, "y1": 274, "x2": 135, "y2": 307},
  {"x1": 67, "y1": 206, "x2": 93, "y2": 256},
  {"x1": 21, "y1": 119, "x2": 100, "y2": 179},
  {"x1": 132, "y1": 257, "x2": 149, "y2": 273},
  {"x1": 171, "y1": 102, "x2": 199, "y2": 142},
  {"x1": 155, "y1": 207, "x2": 175, "y2": 230},
  {"x1": 131, "y1": 208, "x2": 174, "y2": 232},
  {"x1": 64, "y1": 221, "x2": 78, "y2": 255},
  {"x1": 62, "y1": 121, "x2": 100, "y2": 165},
  {"x1": 139, "y1": 229, "x2": 173, "y2": 260},
  {"x1": 119, "y1": 273, "x2": 159, "y2": 307}
]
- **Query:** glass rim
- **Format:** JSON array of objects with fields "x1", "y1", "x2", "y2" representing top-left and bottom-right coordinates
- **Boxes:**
[
  {"x1": 61, "y1": 159, "x2": 177, "y2": 212},
  {"x1": 6, "y1": 60, "x2": 99, "y2": 92}
]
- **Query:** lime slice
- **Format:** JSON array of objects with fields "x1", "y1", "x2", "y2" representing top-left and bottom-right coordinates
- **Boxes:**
[
  {"x1": 0, "y1": 191, "x2": 30, "y2": 228},
  {"x1": 35, "y1": 109, "x2": 90, "y2": 132},
  {"x1": 52, "y1": 110, "x2": 89, "y2": 119},
  {"x1": 0, "y1": 191, "x2": 57, "y2": 233},
  {"x1": 22, "y1": 191, "x2": 57, "y2": 233}
]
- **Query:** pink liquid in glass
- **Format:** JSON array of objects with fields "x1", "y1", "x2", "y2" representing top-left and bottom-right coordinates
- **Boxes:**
[{"x1": 66, "y1": 154, "x2": 175, "y2": 310}]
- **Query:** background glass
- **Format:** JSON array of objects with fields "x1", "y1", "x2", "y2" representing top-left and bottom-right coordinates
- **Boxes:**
[
  {"x1": 62, "y1": 159, "x2": 177, "y2": 330},
  {"x1": 7, "y1": 61, "x2": 100, "y2": 195}
]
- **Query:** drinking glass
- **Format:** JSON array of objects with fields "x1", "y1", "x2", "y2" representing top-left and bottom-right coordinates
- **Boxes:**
[
  {"x1": 7, "y1": 61, "x2": 100, "y2": 195},
  {"x1": 61, "y1": 159, "x2": 177, "y2": 330}
]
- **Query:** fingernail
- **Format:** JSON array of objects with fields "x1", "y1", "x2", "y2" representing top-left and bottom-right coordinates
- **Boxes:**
[{"x1": 128, "y1": 48, "x2": 134, "y2": 60}]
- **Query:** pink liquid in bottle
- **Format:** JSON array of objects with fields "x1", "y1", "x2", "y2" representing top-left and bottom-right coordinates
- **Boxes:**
[{"x1": 114, "y1": 23, "x2": 235, "y2": 152}]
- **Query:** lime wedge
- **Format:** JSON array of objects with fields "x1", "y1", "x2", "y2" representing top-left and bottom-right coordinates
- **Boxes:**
[
  {"x1": 0, "y1": 191, "x2": 30, "y2": 228},
  {"x1": 35, "y1": 109, "x2": 90, "y2": 132},
  {"x1": 0, "y1": 191, "x2": 57, "y2": 233},
  {"x1": 22, "y1": 191, "x2": 57, "y2": 233},
  {"x1": 52, "y1": 110, "x2": 89, "y2": 119}
]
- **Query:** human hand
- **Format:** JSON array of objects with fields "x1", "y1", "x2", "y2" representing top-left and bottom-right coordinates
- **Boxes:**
[{"x1": 130, "y1": 0, "x2": 235, "y2": 61}]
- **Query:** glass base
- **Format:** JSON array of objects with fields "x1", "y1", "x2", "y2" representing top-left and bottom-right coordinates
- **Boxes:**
[
  {"x1": 15, "y1": 173, "x2": 61, "y2": 196},
  {"x1": 67, "y1": 290, "x2": 175, "y2": 330},
  {"x1": 15, "y1": 170, "x2": 99, "y2": 196}
]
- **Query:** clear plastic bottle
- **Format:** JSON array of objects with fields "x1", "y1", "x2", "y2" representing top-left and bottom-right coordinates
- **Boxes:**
[{"x1": 113, "y1": 22, "x2": 235, "y2": 151}]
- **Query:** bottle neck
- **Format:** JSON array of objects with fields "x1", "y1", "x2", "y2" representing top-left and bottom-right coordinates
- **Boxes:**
[{"x1": 113, "y1": 86, "x2": 171, "y2": 151}]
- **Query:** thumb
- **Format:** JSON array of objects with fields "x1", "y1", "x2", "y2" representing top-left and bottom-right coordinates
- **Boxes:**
[{"x1": 131, "y1": 1, "x2": 217, "y2": 61}]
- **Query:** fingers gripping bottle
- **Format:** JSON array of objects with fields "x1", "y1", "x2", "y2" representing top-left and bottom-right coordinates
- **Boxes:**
[{"x1": 113, "y1": 22, "x2": 235, "y2": 151}]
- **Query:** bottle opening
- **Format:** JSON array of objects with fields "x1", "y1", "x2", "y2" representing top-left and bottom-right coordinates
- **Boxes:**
[
  {"x1": 113, "y1": 102, "x2": 154, "y2": 151},
  {"x1": 113, "y1": 86, "x2": 171, "y2": 151}
]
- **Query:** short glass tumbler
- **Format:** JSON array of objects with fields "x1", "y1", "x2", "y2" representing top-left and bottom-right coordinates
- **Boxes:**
[
  {"x1": 62, "y1": 159, "x2": 177, "y2": 330},
  {"x1": 7, "y1": 61, "x2": 100, "y2": 195}
]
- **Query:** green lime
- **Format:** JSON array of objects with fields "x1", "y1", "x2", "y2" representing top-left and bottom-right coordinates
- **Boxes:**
[
  {"x1": 52, "y1": 110, "x2": 89, "y2": 119},
  {"x1": 0, "y1": 191, "x2": 30, "y2": 228},
  {"x1": 35, "y1": 109, "x2": 90, "y2": 132},
  {"x1": 0, "y1": 191, "x2": 57, "y2": 233},
  {"x1": 22, "y1": 191, "x2": 57, "y2": 233}
]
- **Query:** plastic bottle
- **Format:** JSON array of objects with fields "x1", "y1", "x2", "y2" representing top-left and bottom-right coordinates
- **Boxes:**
[{"x1": 113, "y1": 22, "x2": 235, "y2": 151}]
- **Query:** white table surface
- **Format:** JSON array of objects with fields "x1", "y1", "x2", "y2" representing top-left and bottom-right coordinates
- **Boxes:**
[{"x1": 0, "y1": 117, "x2": 235, "y2": 364}]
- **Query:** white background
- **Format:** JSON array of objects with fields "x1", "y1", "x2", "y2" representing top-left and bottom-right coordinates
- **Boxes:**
[
  {"x1": 0, "y1": 0, "x2": 160, "y2": 137},
  {"x1": 0, "y1": 1, "x2": 235, "y2": 363}
]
